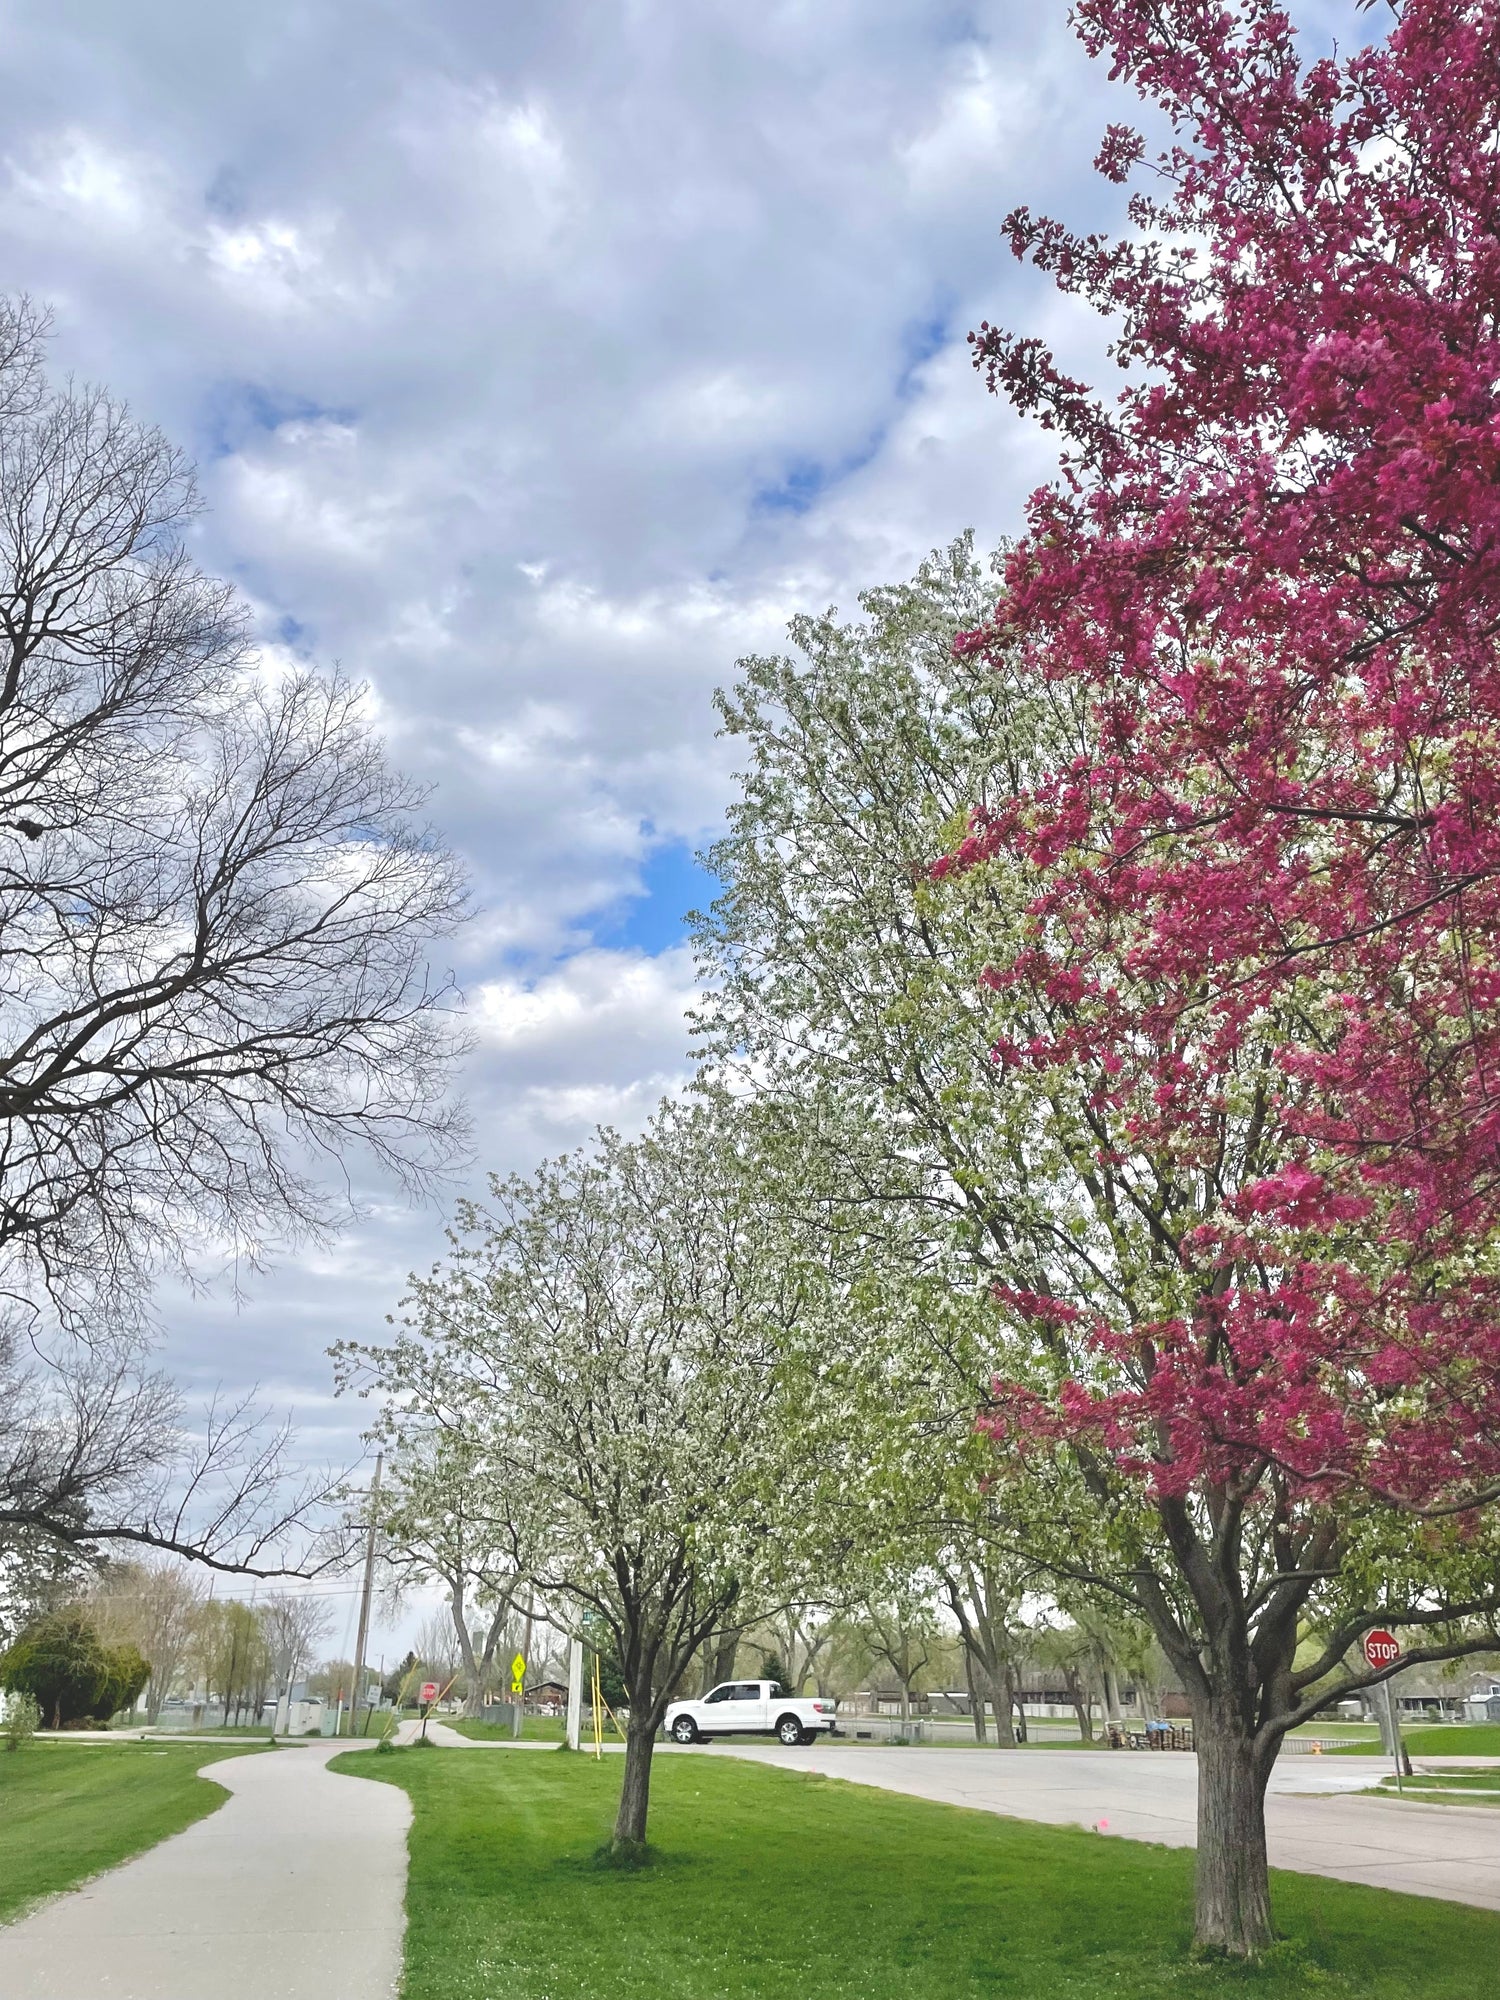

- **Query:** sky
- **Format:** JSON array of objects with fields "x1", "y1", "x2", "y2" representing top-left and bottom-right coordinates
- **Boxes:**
[{"x1": 0, "y1": 0, "x2": 1358, "y2": 1643}]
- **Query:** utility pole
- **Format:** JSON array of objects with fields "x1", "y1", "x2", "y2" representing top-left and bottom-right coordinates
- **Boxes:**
[
  {"x1": 513, "y1": 1588, "x2": 535, "y2": 1740},
  {"x1": 347, "y1": 1452, "x2": 383, "y2": 1739},
  {"x1": 566, "y1": 1635, "x2": 583, "y2": 1751}
]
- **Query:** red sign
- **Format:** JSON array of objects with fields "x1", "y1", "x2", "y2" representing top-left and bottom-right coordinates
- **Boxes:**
[
  {"x1": 419, "y1": 1681, "x2": 439, "y2": 1705},
  {"x1": 1363, "y1": 1629, "x2": 1401, "y2": 1670}
]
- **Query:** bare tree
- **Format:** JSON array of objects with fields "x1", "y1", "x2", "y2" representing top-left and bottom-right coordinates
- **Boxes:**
[
  {"x1": 857, "y1": 1592, "x2": 940, "y2": 1739},
  {"x1": 378, "y1": 1427, "x2": 527, "y2": 1715},
  {"x1": 762, "y1": 1606, "x2": 837, "y2": 1697},
  {"x1": 0, "y1": 296, "x2": 468, "y2": 1335},
  {"x1": 941, "y1": 1563, "x2": 1026, "y2": 1747},
  {"x1": 0, "y1": 1327, "x2": 347, "y2": 1580},
  {"x1": 260, "y1": 1590, "x2": 335, "y2": 1700},
  {"x1": 412, "y1": 1608, "x2": 462, "y2": 1692},
  {"x1": 83, "y1": 1555, "x2": 208, "y2": 1722}
]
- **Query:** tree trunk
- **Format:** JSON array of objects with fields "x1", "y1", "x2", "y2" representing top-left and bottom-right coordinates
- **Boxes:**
[
  {"x1": 1103, "y1": 1666, "x2": 1123, "y2": 1727},
  {"x1": 449, "y1": 1583, "x2": 486, "y2": 1717},
  {"x1": 703, "y1": 1626, "x2": 739, "y2": 1694},
  {"x1": 1062, "y1": 1664, "x2": 1094, "y2": 1743},
  {"x1": 965, "y1": 1654, "x2": 987, "y2": 1742},
  {"x1": 1193, "y1": 1709, "x2": 1275, "y2": 1957},
  {"x1": 613, "y1": 1717, "x2": 658, "y2": 1852},
  {"x1": 990, "y1": 1662, "x2": 1017, "y2": 1747}
]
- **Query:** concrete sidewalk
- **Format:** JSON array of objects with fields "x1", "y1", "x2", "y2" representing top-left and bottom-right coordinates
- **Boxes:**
[
  {"x1": 0, "y1": 1740, "x2": 409, "y2": 2000},
  {"x1": 396, "y1": 1717, "x2": 558, "y2": 1750},
  {"x1": 715, "y1": 1743, "x2": 1500, "y2": 1912}
]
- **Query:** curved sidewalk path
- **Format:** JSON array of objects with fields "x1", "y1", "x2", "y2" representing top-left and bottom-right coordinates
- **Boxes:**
[
  {"x1": 0, "y1": 1741, "x2": 409, "y2": 2000},
  {"x1": 399, "y1": 1717, "x2": 557, "y2": 1750}
]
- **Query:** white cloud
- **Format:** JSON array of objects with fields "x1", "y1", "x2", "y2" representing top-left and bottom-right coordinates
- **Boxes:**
[
  {"x1": 0, "y1": 0, "x2": 1171, "y2": 1502},
  {"x1": 473, "y1": 944, "x2": 696, "y2": 1072}
]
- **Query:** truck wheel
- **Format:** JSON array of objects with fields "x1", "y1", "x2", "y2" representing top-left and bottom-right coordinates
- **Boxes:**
[
  {"x1": 671, "y1": 1716, "x2": 699, "y2": 1745},
  {"x1": 777, "y1": 1715, "x2": 807, "y2": 1746}
]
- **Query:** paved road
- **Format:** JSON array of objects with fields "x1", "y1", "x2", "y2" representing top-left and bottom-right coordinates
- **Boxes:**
[
  {"x1": 715, "y1": 1743, "x2": 1500, "y2": 1911},
  {"x1": 0, "y1": 1741, "x2": 409, "y2": 2000}
]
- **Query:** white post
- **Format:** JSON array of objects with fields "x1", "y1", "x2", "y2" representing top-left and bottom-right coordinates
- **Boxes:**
[
  {"x1": 566, "y1": 1636, "x2": 583, "y2": 1752},
  {"x1": 1386, "y1": 1679, "x2": 1405, "y2": 1795}
]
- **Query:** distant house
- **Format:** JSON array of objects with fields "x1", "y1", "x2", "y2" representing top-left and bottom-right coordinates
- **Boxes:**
[
  {"x1": 1462, "y1": 1674, "x2": 1500, "y2": 1723},
  {"x1": 1380, "y1": 1664, "x2": 1485, "y2": 1720}
]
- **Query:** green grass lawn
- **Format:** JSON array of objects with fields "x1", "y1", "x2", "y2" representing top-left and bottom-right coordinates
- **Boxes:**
[
  {"x1": 1331, "y1": 1723, "x2": 1500, "y2": 1758},
  {"x1": 446, "y1": 1715, "x2": 566, "y2": 1743},
  {"x1": 1370, "y1": 1772, "x2": 1500, "y2": 1805},
  {"x1": 1385, "y1": 1769, "x2": 1500, "y2": 1789},
  {"x1": 1286, "y1": 1721, "x2": 1379, "y2": 1739},
  {"x1": 338, "y1": 1744, "x2": 1500, "y2": 1999},
  {"x1": 0, "y1": 1741, "x2": 272, "y2": 1924}
]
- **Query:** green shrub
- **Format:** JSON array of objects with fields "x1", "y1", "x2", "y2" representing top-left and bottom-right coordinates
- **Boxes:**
[
  {"x1": 4, "y1": 1691, "x2": 38, "y2": 1750},
  {"x1": 91, "y1": 1644, "x2": 151, "y2": 1723},
  {"x1": 0, "y1": 1611, "x2": 110, "y2": 1729}
]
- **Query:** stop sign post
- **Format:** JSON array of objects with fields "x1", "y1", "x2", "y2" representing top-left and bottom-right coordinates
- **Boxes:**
[{"x1": 1363, "y1": 1629, "x2": 1405, "y2": 1793}]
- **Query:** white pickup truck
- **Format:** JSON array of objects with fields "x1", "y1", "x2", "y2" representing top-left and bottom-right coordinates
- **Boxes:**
[{"x1": 664, "y1": 1679, "x2": 838, "y2": 1747}]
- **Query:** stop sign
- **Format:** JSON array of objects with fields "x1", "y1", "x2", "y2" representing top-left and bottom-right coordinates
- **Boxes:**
[
  {"x1": 419, "y1": 1681, "x2": 439, "y2": 1704},
  {"x1": 1363, "y1": 1629, "x2": 1401, "y2": 1670}
]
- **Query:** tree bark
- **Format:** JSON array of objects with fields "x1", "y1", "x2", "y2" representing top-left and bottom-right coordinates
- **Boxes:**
[
  {"x1": 1192, "y1": 1707, "x2": 1275, "y2": 1957},
  {"x1": 1103, "y1": 1666, "x2": 1123, "y2": 1727},
  {"x1": 965, "y1": 1653, "x2": 987, "y2": 1742},
  {"x1": 1061, "y1": 1663, "x2": 1094, "y2": 1743},
  {"x1": 703, "y1": 1625, "x2": 740, "y2": 1693},
  {"x1": 613, "y1": 1716, "x2": 659, "y2": 1851},
  {"x1": 989, "y1": 1661, "x2": 1017, "y2": 1747}
]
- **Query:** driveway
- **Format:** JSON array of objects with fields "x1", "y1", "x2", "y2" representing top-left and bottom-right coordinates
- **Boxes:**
[
  {"x1": 0, "y1": 1740, "x2": 409, "y2": 2000},
  {"x1": 714, "y1": 1743, "x2": 1500, "y2": 1911}
]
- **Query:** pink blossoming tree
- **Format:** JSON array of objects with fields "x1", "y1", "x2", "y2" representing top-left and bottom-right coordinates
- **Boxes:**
[{"x1": 947, "y1": 0, "x2": 1500, "y2": 1955}]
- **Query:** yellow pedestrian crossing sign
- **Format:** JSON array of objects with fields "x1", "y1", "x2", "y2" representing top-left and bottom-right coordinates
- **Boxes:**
[{"x1": 511, "y1": 1651, "x2": 526, "y2": 1698}]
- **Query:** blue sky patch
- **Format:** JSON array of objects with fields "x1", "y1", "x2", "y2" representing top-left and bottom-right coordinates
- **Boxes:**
[
  {"x1": 200, "y1": 380, "x2": 357, "y2": 461},
  {"x1": 595, "y1": 839, "x2": 721, "y2": 956}
]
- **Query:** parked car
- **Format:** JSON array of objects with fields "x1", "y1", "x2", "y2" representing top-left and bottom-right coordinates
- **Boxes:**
[{"x1": 664, "y1": 1679, "x2": 838, "y2": 1746}]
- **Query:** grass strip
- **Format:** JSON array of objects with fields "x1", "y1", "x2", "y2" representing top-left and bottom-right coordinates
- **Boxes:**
[
  {"x1": 339, "y1": 1743, "x2": 1500, "y2": 1999},
  {"x1": 1330, "y1": 1723, "x2": 1500, "y2": 1758},
  {"x1": 0, "y1": 1740, "x2": 273, "y2": 1925},
  {"x1": 445, "y1": 1716, "x2": 566, "y2": 1743}
]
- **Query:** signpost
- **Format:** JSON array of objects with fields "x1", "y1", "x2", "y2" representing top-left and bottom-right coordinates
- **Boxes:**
[
  {"x1": 510, "y1": 1646, "x2": 527, "y2": 1740},
  {"x1": 419, "y1": 1680, "x2": 439, "y2": 1744},
  {"x1": 1363, "y1": 1629, "x2": 1404, "y2": 1794}
]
